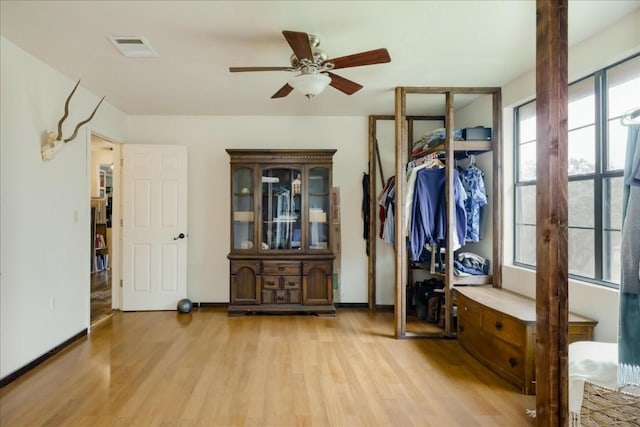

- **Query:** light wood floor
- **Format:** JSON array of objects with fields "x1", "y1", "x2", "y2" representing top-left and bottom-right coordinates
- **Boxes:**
[
  {"x1": 0, "y1": 308, "x2": 535, "y2": 426},
  {"x1": 90, "y1": 269, "x2": 112, "y2": 325}
]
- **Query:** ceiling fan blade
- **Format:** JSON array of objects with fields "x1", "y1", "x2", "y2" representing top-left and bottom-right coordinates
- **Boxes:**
[
  {"x1": 229, "y1": 66, "x2": 291, "y2": 72},
  {"x1": 327, "y1": 48, "x2": 391, "y2": 70},
  {"x1": 327, "y1": 72, "x2": 363, "y2": 95},
  {"x1": 282, "y1": 30, "x2": 313, "y2": 61},
  {"x1": 271, "y1": 84, "x2": 294, "y2": 99}
]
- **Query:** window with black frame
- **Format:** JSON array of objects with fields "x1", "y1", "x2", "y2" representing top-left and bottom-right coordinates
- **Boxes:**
[{"x1": 514, "y1": 53, "x2": 640, "y2": 288}]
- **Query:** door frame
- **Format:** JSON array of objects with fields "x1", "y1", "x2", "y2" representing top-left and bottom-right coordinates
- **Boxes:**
[{"x1": 89, "y1": 131, "x2": 123, "y2": 312}]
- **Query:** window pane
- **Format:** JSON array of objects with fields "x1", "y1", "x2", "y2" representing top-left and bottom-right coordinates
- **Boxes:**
[
  {"x1": 568, "y1": 180, "x2": 594, "y2": 228},
  {"x1": 568, "y1": 126, "x2": 595, "y2": 175},
  {"x1": 603, "y1": 230, "x2": 621, "y2": 285},
  {"x1": 607, "y1": 118, "x2": 628, "y2": 171},
  {"x1": 603, "y1": 176, "x2": 624, "y2": 230},
  {"x1": 516, "y1": 185, "x2": 536, "y2": 225},
  {"x1": 608, "y1": 55, "x2": 640, "y2": 119},
  {"x1": 518, "y1": 101, "x2": 537, "y2": 143},
  {"x1": 568, "y1": 77, "x2": 595, "y2": 130},
  {"x1": 568, "y1": 228, "x2": 595, "y2": 278},
  {"x1": 519, "y1": 141, "x2": 536, "y2": 181},
  {"x1": 515, "y1": 224, "x2": 536, "y2": 265}
]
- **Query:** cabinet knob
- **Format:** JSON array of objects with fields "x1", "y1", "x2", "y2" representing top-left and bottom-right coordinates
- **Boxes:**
[
  {"x1": 495, "y1": 321, "x2": 503, "y2": 331},
  {"x1": 508, "y1": 357, "x2": 518, "y2": 368}
]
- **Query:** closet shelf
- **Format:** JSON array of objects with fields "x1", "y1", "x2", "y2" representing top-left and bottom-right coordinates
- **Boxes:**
[{"x1": 412, "y1": 139, "x2": 493, "y2": 159}]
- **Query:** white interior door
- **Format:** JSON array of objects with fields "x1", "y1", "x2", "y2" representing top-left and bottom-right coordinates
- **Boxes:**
[{"x1": 122, "y1": 144, "x2": 188, "y2": 310}]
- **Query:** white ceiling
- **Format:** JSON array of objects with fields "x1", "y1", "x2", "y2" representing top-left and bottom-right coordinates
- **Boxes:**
[{"x1": 1, "y1": 1, "x2": 638, "y2": 117}]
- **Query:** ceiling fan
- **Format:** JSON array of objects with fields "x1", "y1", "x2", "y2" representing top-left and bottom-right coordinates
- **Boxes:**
[{"x1": 229, "y1": 30, "x2": 391, "y2": 99}]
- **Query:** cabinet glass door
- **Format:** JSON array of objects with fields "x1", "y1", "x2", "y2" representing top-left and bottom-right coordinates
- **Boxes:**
[
  {"x1": 261, "y1": 167, "x2": 302, "y2": 251},
  {"x1": 232, "y1": 167, "x2": 255, "y2": 250},
  {"x1": 307, "y1": 167, "x2": 330, "y2": 251}
]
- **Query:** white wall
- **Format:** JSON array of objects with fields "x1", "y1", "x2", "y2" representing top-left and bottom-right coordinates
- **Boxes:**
[
  {"x1": 0, "y1": 36, "x2": 127, "y2": 379},
  {"x1": 500, "y1": 10, "x2": 640, "y2": 342},
  {"x1": 127, "y1": 116, "x2": 369, "y2": 303}
]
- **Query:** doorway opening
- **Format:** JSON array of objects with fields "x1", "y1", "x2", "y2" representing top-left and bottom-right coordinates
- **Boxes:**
[{"x1": 90, "y1": 134, "x2": 118, "y2": 325}]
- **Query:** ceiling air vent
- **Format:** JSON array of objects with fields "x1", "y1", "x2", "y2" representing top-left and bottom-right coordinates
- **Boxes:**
[{"x1": 109, "y1": 36, "x2": 158, "y2": 58}]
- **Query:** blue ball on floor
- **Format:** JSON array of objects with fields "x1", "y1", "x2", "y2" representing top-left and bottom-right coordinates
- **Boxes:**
[{"x1": 177, "y1": 298, "x2": 193, "y2": 314}]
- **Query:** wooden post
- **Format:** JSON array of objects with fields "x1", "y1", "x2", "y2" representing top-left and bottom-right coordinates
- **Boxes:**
[
  {"x1": 394, "y1": 87, "x2": 407, "y2": 338},
  {"x1": 444, "y1": 91, "x2": 455, "y2": 336},
  {"x1": 535, "y1": 0, "x2": 569, "y2": 425},
  {"x1": 368, "y1": 116, "x2": 377, "y2": 311},
  {"x1": 492, "y1": 90, "x2": 503, "y2": 289}
]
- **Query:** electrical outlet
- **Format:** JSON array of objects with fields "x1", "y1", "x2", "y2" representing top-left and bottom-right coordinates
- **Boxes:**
[
  {"x1": 50, "y1": 296, "x2": 55, "y2": 310},
  {"x1": 73, "y1": 210, "x2": 79, "y2": 223}
]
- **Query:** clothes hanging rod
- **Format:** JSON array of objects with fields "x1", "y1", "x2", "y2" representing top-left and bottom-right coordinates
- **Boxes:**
[{"x1": 622, "y1": 107, "x2": 640, "y2": 125}]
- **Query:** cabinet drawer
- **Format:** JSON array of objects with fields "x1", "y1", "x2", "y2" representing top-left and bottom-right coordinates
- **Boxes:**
[
  {"x1": 262, "y1": 276, "x2": 280, "y2": 290},
  {"x1": 261, "y1": 289, "x2": 301, "y2": 304},
  {"x1": 230, "y1": 260, "x2": 260, "y2": 275},
  {"x1": 283, "y1": 276, "x2": 301, "y2": 289},
  {"x1": 457, "y1": 293, "x2": 483, "y2": 326},
  {"x1": 482, "y1": 309, "x2": 527, "y2": 347},
  {"x1": 460, "y1": 319, "x2": 526, "y2": 390},
  {"x1": 262, "y1": 275, "x2": 301, "y2": 290},
  {"x1": 457, "y1": 317, "x2": 482, "y2": 352},
  {"x1": 479, "y1": 334, "x2": 527, "y2": 388},
  {"x1": 263, "y1": 261, "x2": 301, "y2": 275}
]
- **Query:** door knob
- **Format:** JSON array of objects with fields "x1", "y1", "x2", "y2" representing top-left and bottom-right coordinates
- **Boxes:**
[{"x1": 173, "y1": 233, "x2": 186, "y2": 240}]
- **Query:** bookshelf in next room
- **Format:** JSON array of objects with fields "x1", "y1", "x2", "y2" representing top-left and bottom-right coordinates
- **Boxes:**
[{"x1": 91, "y1": 198, "x2": 109, "y2": 273}]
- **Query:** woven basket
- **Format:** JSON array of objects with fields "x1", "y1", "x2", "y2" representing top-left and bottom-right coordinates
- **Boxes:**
[{"x1": 580, "y1": 381, "x2": 640, "y2": 426}]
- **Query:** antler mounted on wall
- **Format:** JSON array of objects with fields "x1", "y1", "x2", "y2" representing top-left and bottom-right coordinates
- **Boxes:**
[{"x1": 41, "y1": 80, "x2": 105, "y2": 161}]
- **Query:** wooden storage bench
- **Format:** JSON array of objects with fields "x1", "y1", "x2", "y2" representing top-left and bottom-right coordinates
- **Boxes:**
[{"x1": 455, "y1": 286, "x2": 597, "y2": 395}]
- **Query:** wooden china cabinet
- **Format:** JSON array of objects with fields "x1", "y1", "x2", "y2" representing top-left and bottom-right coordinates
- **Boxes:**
[{"x1": 226, "y1": 149, "x2": 336, "y2": 316}]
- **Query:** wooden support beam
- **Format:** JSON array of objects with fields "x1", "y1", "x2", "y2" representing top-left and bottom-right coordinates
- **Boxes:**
[
  {"x1": 492, "y1": 90, "x2": 503, "y2": 289},
  {"x1": 394, "y1": 87, "x2": 407, "y2": 338},
  {"x1": 368, "y1": 115, "x2": 377, "y2": 311},
  {"x1": 444, "y1": 91, "x2": 455, "y2": 336},
  {"x1": 535, "y1": 0, "x2": 569, "y2": 425}
]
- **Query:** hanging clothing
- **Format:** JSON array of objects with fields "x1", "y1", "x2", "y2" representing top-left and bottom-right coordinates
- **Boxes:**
[
  {"x1": 362, "y1": 172, "x2": 370, "y2": 255},
  {"x1": 459, "y1": 164, "x2": 487, "y2": 242},
  {"x1": 619, "y1": 123, "x2": 640, "y2": 387},
  {"x1": 382, "y1": 196, "x2": 395, "y2": 244},
  {"x1": 404, "y1": 158, "x2": 444, "y2": 238},
  {"x1": 378, "y1": 176, "x2": 395, "y2": 239},
  {"x1": 408, "y1": 167, "x2": 466, "y2": 261}
]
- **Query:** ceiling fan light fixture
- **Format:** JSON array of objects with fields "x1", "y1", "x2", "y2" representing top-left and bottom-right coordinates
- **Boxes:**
[{"x1": 288, "y1": 72, "x2": 331, "y2": 100}]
